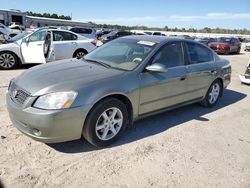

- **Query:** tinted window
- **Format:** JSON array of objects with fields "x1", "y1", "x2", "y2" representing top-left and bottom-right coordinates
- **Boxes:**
[
  {"x1": 118, "y1": 31, "x2": 132, "y2": 36},
  {"x1": 185, "y1": 42, "x2": 213, "y2": 64},
  {"x1": 29, "y1": 30, "x2": 47, "y2": 42},
  {"x1": 53, "y1": 31, "x2": 77, "y2": 41},
  {"x1": 70, "y1": 28, "x2": 93, "y2": 34},
  {"x1": 151, "y1": 42, "x2": 183, "y2": 68}
]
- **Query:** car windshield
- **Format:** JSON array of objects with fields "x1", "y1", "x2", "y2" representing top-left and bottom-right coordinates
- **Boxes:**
[
  {"x1": 84, "y1": 38, "x2": 157, "y2": 71},
  {"x1": 7, "y1": 32, "x2": 30, "y2": 42},
  {"x1": 218, "y1": 37, "x2": 231, "y2": 43}
]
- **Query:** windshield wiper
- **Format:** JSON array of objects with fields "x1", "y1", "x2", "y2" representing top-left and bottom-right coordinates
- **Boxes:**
[{"x1": 84, "y1": 58, "x2": 112, "y2": 68}]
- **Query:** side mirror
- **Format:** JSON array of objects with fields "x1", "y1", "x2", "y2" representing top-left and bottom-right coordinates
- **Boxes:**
[{"x1": 145, "y1": 63, "x2": 168, "y2": 73}]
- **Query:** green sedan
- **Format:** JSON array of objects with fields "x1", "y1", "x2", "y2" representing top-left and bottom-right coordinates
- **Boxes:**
[{"x1": 6, "y1": 35, "x2": 231, "y2": 147}]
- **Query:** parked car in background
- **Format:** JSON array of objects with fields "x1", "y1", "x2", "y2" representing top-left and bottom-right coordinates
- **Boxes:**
[
  {"x1": 196, "y1": 37, "x2": 217, "y2": 46},
  {"x1": 244, "y1": 42, "x2": 250, "y2": 51},
  {"x1": 69, "y1": 27, "x2": 97, "y2": 40},
  {"x1": 0, "y1": 23, "x2": 11, "y2": 37},
  {"x1": 9, "y1": 24, "x2": 25, "y2": 37},
  {"x1": 239, "y1": 61, "x2": 250, "y2": 84},
  {"x1": 100, "y1": 30, "x2": 132, "y2": 43},
  {"x1": 153, "y1": 32, "x2": 162, "y2": 36},
  {"x1": 0, "y1": 28, "x2": 96, "y2": 69},
  {"x1": 6, "y1": 36, "x2": 231, "y2": 147},
  {"x1": 208, "y1": 37, "x2": 241, "y2": 55},
  {"x1": 144, "y1": 31, "x2": 153, "y2": 35},
  {"x1": 177, "y1": 35, "x2": 194, "y2": 40},
  {"x1": 60, "y1": 26, "x2": 97, "y2": 40},
  {"x1": 0, "y1": 23, "x2": 23, "y2": 39},
  {"x1": 97, "y1": 30, "x2": 112, "y2": 39}
]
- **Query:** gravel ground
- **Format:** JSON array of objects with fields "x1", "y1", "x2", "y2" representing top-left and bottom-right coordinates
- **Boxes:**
[{"x1": 0, "y1": 47, "x2": 250, "y2": 188}]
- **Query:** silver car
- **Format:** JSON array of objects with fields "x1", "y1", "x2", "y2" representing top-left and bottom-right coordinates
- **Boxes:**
[{"x1": 6, "y1": 36, "x2": 231, "y2": 147}]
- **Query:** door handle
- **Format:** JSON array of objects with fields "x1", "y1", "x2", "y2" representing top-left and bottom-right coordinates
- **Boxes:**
[{"x1": 37, "y1": 44, "x2": 43, "y2": 46}]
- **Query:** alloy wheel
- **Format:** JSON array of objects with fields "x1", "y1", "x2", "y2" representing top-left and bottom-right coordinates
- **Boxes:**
[
  {"x1": 76, "y1": 51, "x2": 85, "y2": 59},
  {"x1": 208, "y1": 83, "x2": 220, "y2": 104},
  {"x1": 0, "y1": 53, "x2": 16, "y2": 69},
  {"x1": 95, "y1": 107, "x2": 123, "y2": 141}
]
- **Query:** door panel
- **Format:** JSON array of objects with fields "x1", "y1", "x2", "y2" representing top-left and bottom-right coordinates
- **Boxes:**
[
  {"x1": 139, "y1": 66, "x2": 188, "y2": 114},
  {"x1": 184, "y1": 42, "x2": 216, "y2": 99},
  {"x1": 21, "y1": 41, "x2": 46, "y2": 64},
  {"x1": 52, "y1": 41, "x2": 76, "y2": 60},
  {"x1": 52, "y1": 31, "x2": 78, "y2": 60},
  {"x1": 186, "y1": 62, "x2": 215, "y2": 99}
]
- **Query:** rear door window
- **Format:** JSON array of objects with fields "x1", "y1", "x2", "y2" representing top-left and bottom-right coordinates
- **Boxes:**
[
  {"x1": 185, "y1": 42, "x2": 213, "y2": 64},
  {"x1": 53, "y1": 31, "x2": 77, "y2": 41}
]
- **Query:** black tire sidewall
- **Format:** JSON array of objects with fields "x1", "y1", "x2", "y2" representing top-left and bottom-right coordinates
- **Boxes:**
[
  {"x1": 74, "y1": 50, "x2": 86, "y2": 59},
  {"x1": 83, "y1": 98, "x2": 129, "y2": 147},
  {"x1": 0, "y1": 52, "x2": 18, "y2": 70}
]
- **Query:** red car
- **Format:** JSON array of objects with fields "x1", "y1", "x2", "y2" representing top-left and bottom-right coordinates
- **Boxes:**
[{"x1": 208, "y1": 37, "x2": 241, "y2": 55}]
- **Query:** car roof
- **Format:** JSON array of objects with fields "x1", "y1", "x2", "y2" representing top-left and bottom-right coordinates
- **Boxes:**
[{"x1": 123, "y1": 35, "x2": 194, "y2": 44}]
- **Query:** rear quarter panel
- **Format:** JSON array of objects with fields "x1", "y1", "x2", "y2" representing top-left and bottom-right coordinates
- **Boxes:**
[{"x1": 215, "y1": 58, "x2": 231, "y2": 88}]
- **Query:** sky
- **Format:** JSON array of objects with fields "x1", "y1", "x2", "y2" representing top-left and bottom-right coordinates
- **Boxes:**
[{"x1": 1, "y1": 0, "x2": 250, "y2": 29}]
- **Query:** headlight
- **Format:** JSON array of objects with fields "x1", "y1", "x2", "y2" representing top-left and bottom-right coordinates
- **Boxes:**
[{"x1": 33, "y1": 91, "x2": 78, "y2": 110}]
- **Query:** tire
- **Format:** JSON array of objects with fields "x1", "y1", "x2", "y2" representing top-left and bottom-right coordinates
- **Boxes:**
[
  {"x1": 200, "y1": 80, "x2": 222, "y2": 107},
  {"x1": 224, "y1": 48, "x2": 230, "y2": 55},
  {"x1": 73, "y1": 50, "x2": 87, "y2": 59},
  {"x1": 82, "y1": 98, "x2": 129, "y2": 147},
  {"x1": 0, "y1": 52, "x2": 18, "y2": 70},
  {"x1": 236, "y1": 47, "x2": 241, "y2": 54}
]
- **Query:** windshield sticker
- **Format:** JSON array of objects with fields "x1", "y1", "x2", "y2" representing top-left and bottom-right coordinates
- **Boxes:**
[{"x1": 137, "y1": 41, "x2": 156, "y2": 46}]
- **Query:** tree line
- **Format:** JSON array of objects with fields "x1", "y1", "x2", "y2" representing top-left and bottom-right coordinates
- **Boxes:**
[
  {"x1": 25, "y1": 11, "x2": 250, "y2": 35},
  {"x1": 26, "y1": 11, "x2": 71, "y2": 20},
  {"x1": 95, "y1": 23, "x2": 250, "y2": 35}
]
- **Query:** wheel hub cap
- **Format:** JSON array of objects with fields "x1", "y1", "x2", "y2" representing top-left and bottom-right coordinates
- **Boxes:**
[
  {"x1": 208, "y1": 83, "x2": 220, "y2": 104},
  {"x1": 95, "y1": 107, "x2": 123, "y2": 141}
]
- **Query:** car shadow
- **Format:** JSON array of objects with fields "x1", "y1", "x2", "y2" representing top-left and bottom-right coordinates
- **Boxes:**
[
  {"x1": 48, "y1": 89, "x2": 247, "y2": 153},
  {"x1": 17, "y1": 64, "x2": 40, "y2": 70}
]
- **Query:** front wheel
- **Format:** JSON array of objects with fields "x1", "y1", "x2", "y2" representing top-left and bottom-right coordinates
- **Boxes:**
[
  {"x1": 200, "y1": 80, "x2": 222, "y2": 107},
  {"x1": 0, "y1": 52, "x2": 18, "y2": 70},
  {"x1": 82, "y1": 98, "x2": 129, "y2": 147}
]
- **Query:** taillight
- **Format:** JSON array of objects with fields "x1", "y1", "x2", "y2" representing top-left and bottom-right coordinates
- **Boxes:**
[{"x1": 91, "y1": 41, "x2": 96, "y2": 46}]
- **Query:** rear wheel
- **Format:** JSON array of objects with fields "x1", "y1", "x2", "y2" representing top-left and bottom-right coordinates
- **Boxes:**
[
  {"x1": 236, "y1": 47, "x2": 241, "y2": 54},
  {"x1": 73, "y1": 50, "x2": 87, "y2": 59},
  {"x1": 0, "y1": 52, "x2": 18, "y2": 70},
  {"x1": 82, "y1": 98, "x2": 129, "y2": 147},
  {"x1": 200, "y1": 80, "x2": 222, "y2": 107},
  {"x1": 224, "y1": 48, "x2": 230, "y2": 55}
]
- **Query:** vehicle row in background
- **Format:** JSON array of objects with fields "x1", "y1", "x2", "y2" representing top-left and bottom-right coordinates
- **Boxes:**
[{"x1": 0, "y1": 28, "x2": 96, "y2": 69}]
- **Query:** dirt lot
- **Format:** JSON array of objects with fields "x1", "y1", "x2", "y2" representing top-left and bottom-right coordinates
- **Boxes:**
[{"x1": 0, "y1": 47, "x2": 250, "y2": 188}]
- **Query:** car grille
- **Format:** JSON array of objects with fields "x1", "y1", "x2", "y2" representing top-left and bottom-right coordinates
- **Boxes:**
[{"x1": 9, "y1": 81, "x2": 30, "y2": 105}]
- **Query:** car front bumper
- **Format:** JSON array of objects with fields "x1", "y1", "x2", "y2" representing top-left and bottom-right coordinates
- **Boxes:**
[
  {"x1": 6, "y1": 93, "x2": 92, "y2": 143},
  {"x1": 239, "y1": 74, "x2": 250, "y2": 84},
  {"x1": 210, "y1": 47, "x2": 227, "y2": 54},
  {"x1": 245, "y1": 46, "x2": 250, "y2": 51}
]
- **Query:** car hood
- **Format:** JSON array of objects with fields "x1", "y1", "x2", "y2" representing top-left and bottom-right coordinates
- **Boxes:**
[
  {"x1": 209, "y1": 42, "x2": 229, "y2": 46},
  {"x1": 0, "y1": 42, "x2": 20, "y2": 49},
  {"x1": 14, "y1": 58, "x2": 125, "y2": 96}
]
